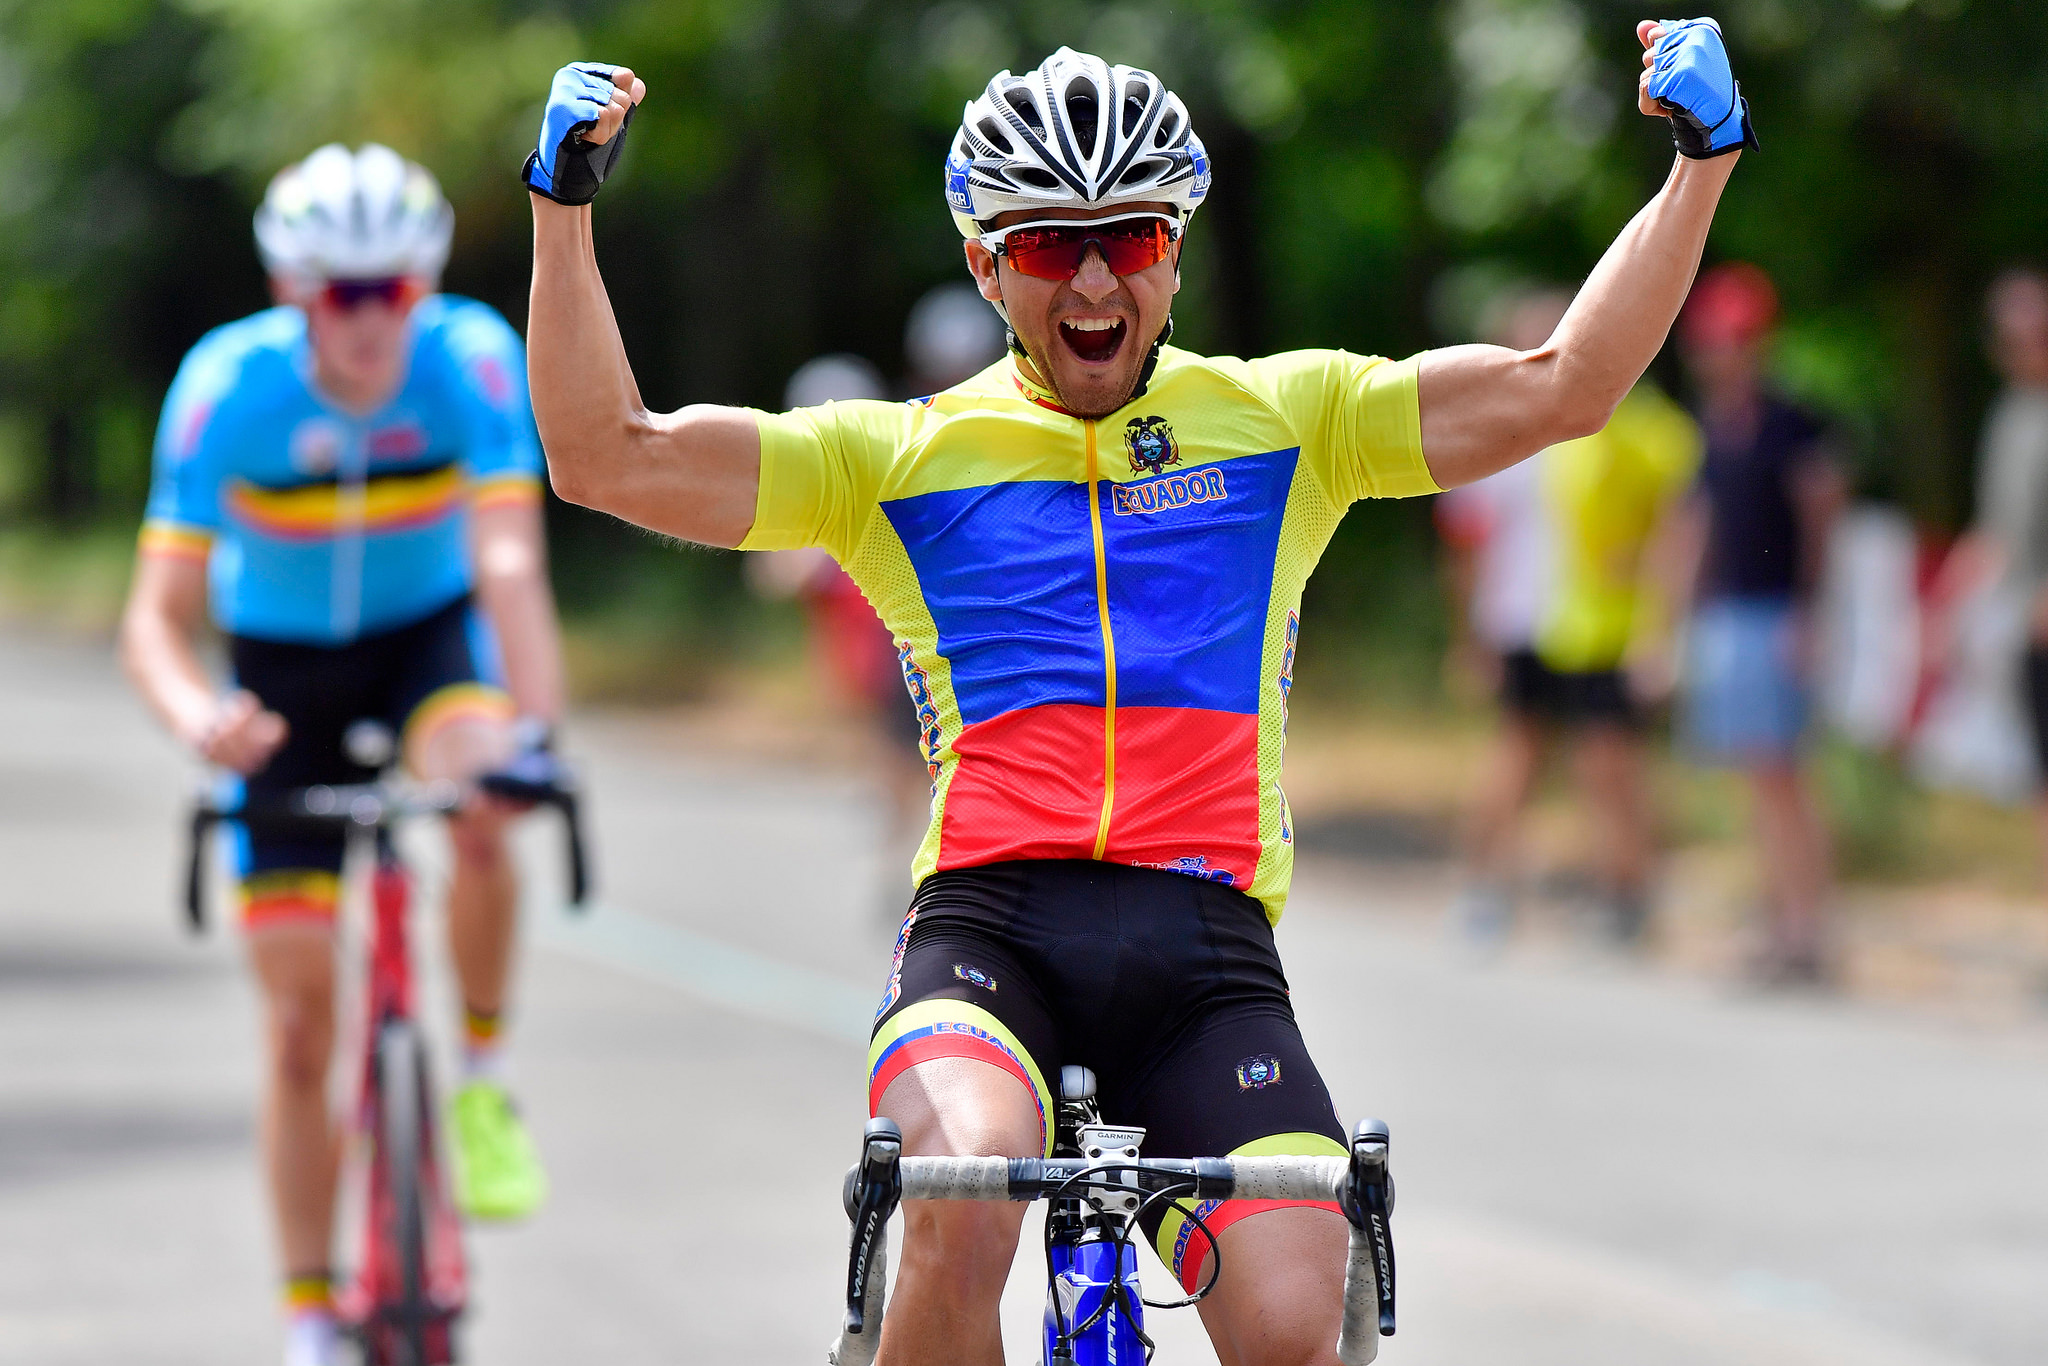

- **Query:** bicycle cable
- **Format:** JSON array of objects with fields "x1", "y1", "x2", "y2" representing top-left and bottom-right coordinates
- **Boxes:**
[{"x1": 1037, "y1": 1163, "x2": 1226, "y2": 1365}]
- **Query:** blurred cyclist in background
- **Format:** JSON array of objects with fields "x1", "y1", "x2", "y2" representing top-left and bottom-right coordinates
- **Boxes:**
[
  {"x1": 1934, "y1": 268, "x2": 2048, "y2": 874},
  {"x1": 1673, "y1": 262, "x2": 1845, "y2": 984},
  {"x1": 1441, "y1": 286, "x2": 1702, "y2": 947},
  {"x1": 118, "y1": 145, "x2": 563, "y2": 1365}
]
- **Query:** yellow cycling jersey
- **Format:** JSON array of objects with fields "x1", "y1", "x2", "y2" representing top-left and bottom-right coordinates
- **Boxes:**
[
  {"x1": 1535, "y1": 382, "x2": 1703, "y2": 672},
  {"x1": 741, "y1": 345, "x2": 1437, "y2": 921}
]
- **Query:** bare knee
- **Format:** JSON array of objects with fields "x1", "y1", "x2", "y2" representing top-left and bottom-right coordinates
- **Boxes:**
[
  {"x1": 876, "y1": 1056, "x2": 1042, "y2": 1297},
  {"x1": 1199, "y1": 1208, "x2": 1347, "y2": 1366},
  {"x1": 447, "y1": 808, "x2": 510, "y2": 870},
  {"x1": 901, "y1": 1197, "x2": 1025, "y2": 1296},
  {"x1": 267, "y1": 989, "x2": 334, "y2": 1091}
]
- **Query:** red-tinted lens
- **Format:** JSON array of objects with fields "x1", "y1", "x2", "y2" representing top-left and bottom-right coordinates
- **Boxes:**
[
  {"x1": 321, "y1": 277, "x2": 413, "y2": 310},
  {"x1": 1001, "y1": 219, "x2": 1172, "y2": 281}
]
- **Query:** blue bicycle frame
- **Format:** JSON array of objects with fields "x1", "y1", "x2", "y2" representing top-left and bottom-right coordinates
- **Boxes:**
[{"x1": 1045, "y1": 1232, "x2": 1148, "y2": 1366}]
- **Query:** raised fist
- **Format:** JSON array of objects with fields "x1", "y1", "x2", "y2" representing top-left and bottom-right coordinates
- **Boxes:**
[
  {"x1": 523, "y1": 63, "x2": 647, "y2": 205},
  {"x1": 1637, "y1": 19, "x2": 1757, "y2": 159}
]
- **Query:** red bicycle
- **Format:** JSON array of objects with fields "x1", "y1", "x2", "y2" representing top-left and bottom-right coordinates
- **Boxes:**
[{"x1": 184, "y1": 729, "x2": 588, "y2": 1366}]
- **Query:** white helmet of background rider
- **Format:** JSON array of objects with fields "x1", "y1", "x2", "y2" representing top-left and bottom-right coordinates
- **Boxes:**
[
  {"x1": 947, "y1": 48, "x2": 1211, "y2": 319},
  {"x1": 254, "y1": 143, "x2": 454, "y2": 284}
]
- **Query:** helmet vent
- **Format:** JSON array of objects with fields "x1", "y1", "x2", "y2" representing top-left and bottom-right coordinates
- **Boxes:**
[
  {"x1": 977, "y1": 117, "x2": 1013, "y2": 156},
  {"x1": 1006, "y1": 88, "x2": 1045, "y2": 135},
  {"x1": 1011, "y1": 167, "x2": 1061, "y2": 191},
  {"x1": 1117, "y1": 159, "x2": 1165, "y2": 189},
  {"x1": 1155, "y1": 109, "x2": 1180, "y2": 146},
  {"x1": 1064, "y1": 82, "x2": 1099, "y2": 157},
  {"x1": 1122, "y1": 88, "x2": 1149, "y2": 136}
]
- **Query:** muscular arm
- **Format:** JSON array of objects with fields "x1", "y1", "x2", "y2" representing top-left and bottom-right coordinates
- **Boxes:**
[
  {"x1": 1420, "y1": 154, "x2": 1734, "y2": 490},
  {"x1": 1418, "y1": 21, "x2": 1740, "y2": 490},
  {"x1": 527, "y1": 176, "x2": 760, "y2": 548},
  {"x1": 469, "y1": 500, "x2": 566, "y2": 723}
]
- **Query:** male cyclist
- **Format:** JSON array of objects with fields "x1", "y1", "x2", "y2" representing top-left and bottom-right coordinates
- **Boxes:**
[
  {"x1": 120, "y1": 144, "x2": 563, "y2": 1365},
  {"x1": 524, "y1": 22, "x2": 1752, "y2": 1364}
]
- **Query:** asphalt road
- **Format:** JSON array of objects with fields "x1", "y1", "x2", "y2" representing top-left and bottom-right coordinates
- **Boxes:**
[{"x1": 1, "y1": 625, "x2": 2044, "y2": 1366}]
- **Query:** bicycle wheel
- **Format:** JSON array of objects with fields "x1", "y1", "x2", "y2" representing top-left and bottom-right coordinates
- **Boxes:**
[{"x1": 378, "y1": 1020, "x2": 431, "y2": 1366}]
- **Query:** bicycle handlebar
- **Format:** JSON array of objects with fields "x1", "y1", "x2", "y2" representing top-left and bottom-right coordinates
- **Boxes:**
[
  {"x1": 829, "y1": 1118, "x2": 1396, "y2": 1366},
  {"x1": 183, "y1": 774, "x2": 592, "y2": 931}
]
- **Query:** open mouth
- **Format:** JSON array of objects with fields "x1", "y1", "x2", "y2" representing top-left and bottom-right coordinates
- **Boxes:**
[{"x1": 1058, "y1": 317, "x2": 1128, "y2": 365}]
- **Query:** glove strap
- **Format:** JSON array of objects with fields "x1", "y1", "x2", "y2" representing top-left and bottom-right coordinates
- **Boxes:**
[
  {"x1": 523, "y1": 104, "x2": 636, "y2": 206},
  {"x1": 1667, "y1": 86, "x2": 1760, "y2": 160}
]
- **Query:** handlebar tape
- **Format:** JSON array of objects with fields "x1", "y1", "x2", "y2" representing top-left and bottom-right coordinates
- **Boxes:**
[
  {"x1": 891, "y1": 1153, "x2": 1348, "y2": 1202},
  {"x1": 1337, "y1": 1220, "x2": 1383, "y2": 1364},
  {"x1": 895, "y1": 1156, "x2": 1013, "y2": 1201}
]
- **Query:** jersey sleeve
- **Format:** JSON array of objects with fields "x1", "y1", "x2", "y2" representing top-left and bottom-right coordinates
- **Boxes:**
[
  {"x1": 1242, "y1": 349, "x2": 1437, "y2": 504},
  {"x1": 438, "y1": 301, "x2": 545, "y2": 511},
  {"x1": 740, "y1": 399, "x2": 921, "y2": 559},
  {"x1": 139, "y1": 341, "x2": 236, "y2": 561}
]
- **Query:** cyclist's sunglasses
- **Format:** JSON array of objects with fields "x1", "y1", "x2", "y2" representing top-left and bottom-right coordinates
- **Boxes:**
[
  {"x1": 320, "y1": 276, "x2": 421, "y2": 311},
  {"x1": 980, "y1": 213, "x2": 1180, "y2": 282}
]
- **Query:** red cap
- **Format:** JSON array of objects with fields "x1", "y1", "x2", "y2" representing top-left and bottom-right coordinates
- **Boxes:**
[{"x1": 1680, "y1": 262, "x2": 1779, "y2": 349}]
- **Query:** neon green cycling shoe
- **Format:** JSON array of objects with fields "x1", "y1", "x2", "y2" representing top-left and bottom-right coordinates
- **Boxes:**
[{"x1": 450, "y1": 1080, "x2": 548, "y2": 1220}]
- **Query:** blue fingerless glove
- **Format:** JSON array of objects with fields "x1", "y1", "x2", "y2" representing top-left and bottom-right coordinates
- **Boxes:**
[
  {"x1": 1645, "y1": 18, "x2": 1759, "y2": 158},
  {"x1": 523, "y1": 63, "x2": 636, "y2": 205}
]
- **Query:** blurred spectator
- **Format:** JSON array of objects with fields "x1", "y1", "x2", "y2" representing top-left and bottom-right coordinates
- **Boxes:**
[
  {"x1": 1440, "y1": 288, "x2": 1703, "y2": 946},
  {"x1": 903, "y1": 281, "x2": 1007, "y2": 393},
  {"x1": 1674, "y1": 263, "x2": 1847, "y2": 984},
  {"x1": 1928, "y1": 268, "x2": 2048, "y2": 858}
]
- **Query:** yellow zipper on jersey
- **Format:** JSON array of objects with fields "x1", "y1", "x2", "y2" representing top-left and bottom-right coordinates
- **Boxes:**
[{"x1": 1084, "y1": 418, "x2": 1118, "y2": 860}]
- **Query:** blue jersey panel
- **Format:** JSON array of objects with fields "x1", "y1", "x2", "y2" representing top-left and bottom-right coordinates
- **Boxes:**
[
  {"x1": 1099, "y1": 447, "x2": 1296, "y2": 714},
  {"x1": 883, "y1": 479, "x2": 1105, "y2": 725}
]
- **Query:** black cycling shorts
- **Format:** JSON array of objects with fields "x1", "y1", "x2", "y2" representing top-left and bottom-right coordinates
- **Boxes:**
[
  {"x1": 1500, "y1": 647, "x2": 1636, "y2": 728},
  {"x1": 225, "y1": 594, "x2": 511, "y2": 927},
  {"x1": 868, "y1": 859, "x2": 1348, "y2": 1290}
]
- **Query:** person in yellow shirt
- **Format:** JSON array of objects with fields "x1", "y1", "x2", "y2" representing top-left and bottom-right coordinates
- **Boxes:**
[{"x1": 1441, "y1": 288, "x2": 1703, "y2": 945}]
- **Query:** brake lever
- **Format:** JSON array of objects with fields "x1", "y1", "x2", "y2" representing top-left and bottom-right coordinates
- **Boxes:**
[
  {"x1": 1339, "y1": 1118, "x2": 1396, "y2": 1337},
  {"x1": 476, "y1": 769, "x2": 592, "y2": 911},
  {"x1": 184, "y1": 805, "x2": 221, "y2": 934},
  {"x1": 842, "y1": 1118, "x2": 903, "y2": 1337}
]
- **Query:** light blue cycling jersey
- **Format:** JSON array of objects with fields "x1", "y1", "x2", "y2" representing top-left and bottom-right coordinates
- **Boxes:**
[{"x1": 140, "y1": 296, "x2": 543, "y2": 645}]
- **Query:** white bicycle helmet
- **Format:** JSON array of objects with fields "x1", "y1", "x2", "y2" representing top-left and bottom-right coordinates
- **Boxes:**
[
  {"x1": 254, "y1": 143, "x2": 453, "y2": 282},
  {"x1": 945, "y1": 47, "x2": 1210, "y2": 240}
]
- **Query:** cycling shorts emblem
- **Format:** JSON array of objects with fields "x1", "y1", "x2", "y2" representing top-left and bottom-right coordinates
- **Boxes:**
[
  {"x1": 1111, "y1": 467, "x2": 1227, "y2": 518},
  {"x1": 1235, "y1": 1054, "x2": 1283, "y2": 1090},
  {"x1": 951, "y1": 963, "x2": 998, "y2": 992},
  {"x1": 1124, "y1": 414, "x2": 1181, "y2": 474},
  {"x1": 1133, "y1": 854, "x2": 1235, "y2": 886},
  {"x1": 877, "y1": 910, "x2": 917, "y2": 1023}
]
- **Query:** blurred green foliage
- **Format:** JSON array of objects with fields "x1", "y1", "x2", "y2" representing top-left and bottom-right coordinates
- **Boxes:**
[{"x1": 0, "y1": 0, "x2": 2044, "y2": 686}]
